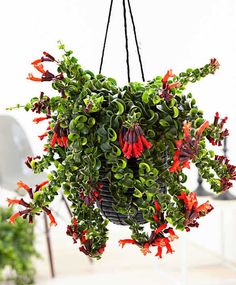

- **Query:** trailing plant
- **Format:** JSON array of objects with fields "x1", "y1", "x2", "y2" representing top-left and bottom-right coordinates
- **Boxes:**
[
  {"x1": 7, "y1": 43, "x2": 235, "y2": 259},
  {"x1": 0, "y1": 206, "x2": 38, "y2": 285}
]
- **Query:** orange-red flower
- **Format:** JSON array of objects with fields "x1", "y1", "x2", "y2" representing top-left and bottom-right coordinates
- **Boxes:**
[
  {"x1": 9, "y1": 212, "x2": 21, "y2": 224},
  {"x1": 119, "y1": 239, "x2": 136, "y2": 248},
  {"x1": 154, "y1": 223, "x2": 167, "y2": 234},
  {"x1": 160, "y1": 69, "x2": 181, "y2": 101},
  {"x1": 169, "y1": 120, "x2": 209, "y2": 173},
  {"x1": 140, "y1": 243, "x2": 151, "y2": 256},
  {"x1": 168, "y1": 228, "x2": 179, "y2": 242},
  {"x1": 177, "y1": 192, "x2": 198, "y2": 211},
  {"x1": 34, "y1": 64, "x2": 46, "y2": 74},
  {"x1": 17, "y1": 180, "x2": 31, "y2": 191},
  {"x1": 33, "y1": 116, "x2": 49, "y2": 124},
  {"x1": 162, "y1": 69, "x2": 176, "y2": 83},
  {"x1": 35, "y1": 180, "x2": 49, "y2": 191},
  {"x1": 7, "y1": 198, "x2": 21, "y2": 207},
  {"x1": 27, "y1": 73, "x2": 42, "y2": 82},
  {"x1": 48, "y1": 213, "x2": 57, "y2": 226}
]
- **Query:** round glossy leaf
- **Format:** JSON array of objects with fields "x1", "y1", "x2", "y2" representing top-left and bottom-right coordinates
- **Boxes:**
[{"x1": 108, "y1": 128, "x2": 117, "y2": 142}]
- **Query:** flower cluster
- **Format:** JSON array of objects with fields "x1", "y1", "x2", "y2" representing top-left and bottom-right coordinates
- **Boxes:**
[
  {"x1": 79, "y1": 181, "x2": 103, "y2": 206},
  {"x1": 177, "y1": 192, "x2": 213, "y2": 231},
  {"x1": 119, "y1": 201, "x2": 179, "y2": 258},
  {"x1": 159, "y1": 69, "x2": 181, "y2": 101},
  {"x1": 119, "y1": 124, "x2": 152, "y2": 159},
  {"x1": 27, "y1": 52, "x2": 63, "y2": 82},
  {"x1": 66, "y1": 218, "x2": 106, "y2": 257},
  {"x1": 7, "y1": 180, "x2": 57, "y2": 226},
  {"x1": 215, "y1": 155, "x2": 236, "y2": 191},
  {"x1": 207, "y1": 112, "x2": 229, "y2": 146},
  {"x1": 169, "y1": 120, "x2": 209, "y2": 173},
  {"x1": 50, "y1": 120, "x2": 68, "y2": 148}
]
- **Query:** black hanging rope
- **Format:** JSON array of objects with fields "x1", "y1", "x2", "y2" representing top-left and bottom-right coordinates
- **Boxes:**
[
  {"x1": 99, "y1": 0, "x2": 114, "y2": 74},
  {"x1": 127, "y1": 0, "x2": 145, "y2": 82},
  {"x1": 99, "y1": 0, "x2": 145, "y2": 83},
  {"x1": 122, "y1": 0, "x2": 131, "y2": 82}
]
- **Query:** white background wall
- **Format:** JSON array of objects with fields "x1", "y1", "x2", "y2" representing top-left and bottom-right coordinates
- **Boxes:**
[{"x1": 1, "y1": 0, "x2": 236, "y2": 266}]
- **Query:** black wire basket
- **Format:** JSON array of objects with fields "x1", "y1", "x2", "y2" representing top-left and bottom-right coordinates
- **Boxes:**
[{"x1": 97, "y1": 158, "x2": 166, "y2": 225}]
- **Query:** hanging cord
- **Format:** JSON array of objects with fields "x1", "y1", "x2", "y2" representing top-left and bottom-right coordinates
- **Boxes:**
[
  {"x1": 99, "y1": 0, "x2": 145, "y2": 83},
  {"x1": 99, "y1": 0, "x2": 114, "y2": 74},
  {"x1": 127, "y1": 0, "x2": 145, "y2": 82},
  {"x1": 122, "y1": 0, "x2": 131, "y2": 83}
]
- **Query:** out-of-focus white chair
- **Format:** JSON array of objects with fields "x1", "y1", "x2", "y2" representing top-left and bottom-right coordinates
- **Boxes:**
[
  {"x1": 0, "y1": 114, "x2": 46, "y2": 192},
  {"x1": 0, "y1": 114, "x2": 56, "y2": 277}
]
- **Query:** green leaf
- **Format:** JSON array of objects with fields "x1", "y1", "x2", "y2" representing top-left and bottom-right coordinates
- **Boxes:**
[
  {"x1": 173, "y1": 106, "x2": 179, "y2": 118},
  {"x1": 139, "y1": 162, "x2": 151, "y2": 172},
  {"x1": 108, "y1": 128, "x2": 117, "y2": 142},
  {"x1": 114, "y1": 100, "x2": 125, "y2": 115},
  {"x1": 133, "y1": 188, "x2": 143, "y2": 198},
  {"x1": 101, "y1": 142, "x2": 112, "y2": 152},
  {"x1": 142, "y1": 91, "x2": 149, "y2": 103},
  {"x1": 159, "y1": 119, "x2": 169, "y2": 127},
  {"x1": 114, "y1": 173, "x2": 123, "y2": 179},
  {"x1": 75, "y1": 115, "x2": 87, "y2": 123}
]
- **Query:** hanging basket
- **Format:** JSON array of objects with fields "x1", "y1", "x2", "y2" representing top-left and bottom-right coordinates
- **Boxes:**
[{"x1": 97, "y1": 158, "x2": 166, "y2": 225}]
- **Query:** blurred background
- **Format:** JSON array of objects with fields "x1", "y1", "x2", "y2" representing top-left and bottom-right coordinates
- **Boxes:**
[{"x1": 0, "y1": 0, "x2": 236, "y2": 284}]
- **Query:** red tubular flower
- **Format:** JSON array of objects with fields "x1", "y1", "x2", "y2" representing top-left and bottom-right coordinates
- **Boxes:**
[
  {"x1": 73, "y1": 217, "x2": 77, "y2": 227},
  {"x1": 31, "y1": 58, "x2": 43, "y2": 65},
  {"x1": 43, "y1": 207, "x2": 57, "y2": 226},
  {"x1": 154, "y1": 223, "x2": 167, "y2": 234},
  {"x1": 165, "y1": 240, "x2": 174, "y2": 254},
  {"x1": 57, "y1": 137, "x2": 64, "y2": 147},
  {"x1": 33, "y1": 116, "x2": 49, "y2": 124},
  {"x1": 36, "y1": 180, "x2": 49, "y2": 191},
  {"x1": 7, "y1": 199, "x2": 21, "y2": 207},
  {"x1": 17, "y1": 180, "x2": 31, "y2": 191},
  {"x1": 168, "y1": 228, "x2": 179, "y2": 242},
  {"x1": 9, "y1": 212, "x2": 21, "y2": 224},
  {"x1": 34, "y1": 64, "x2": 46, "y2": 74},
  {"x1": 155, "y1": 246, "x2": 163, "y2": 258},
  {"x1": 7, "y1": 198, "x2": 30, "y2": 208},
  {"x1": 43, "y1": 51, "x2": 55, "y2": 62},
  {"x1": 168, "y1": 82, "x2": 181, "y2": 89},
  {"x1": 50, "y1": 133, "x2": 57, "y2": 148},
  {"x1": 214, "y1": 112, "x2": 220, "y2": 126},
  {"x1": 154, "y1": 200, "x2": 161, "y2": 212},
  {"x1": 177, "y1": 192, "x2": 198, "y2": 211},
  {"x1": 38, "y1": 132, "x2": 48, "y2": 140},
  {"x1": 48, "y1": 212, "x2": 57, "y2": 226},
  {"x1": 140, "y1": 135, "x2": 152, "y2": 149},
  {"x1": 153, "y1": 215, "x2": 159, "y2": 223},
  {"x1": 196, "y1": 120, "x2": 209, "y2": 139},
  {"x1": 27, "y1": 73, "x2": 42, "y2": 82},
  {"x1": 196, "y1": 201, "x2": 214, "y2": 215},
  {"x1": 119, "y1": 239, "x2": 136, "y2": 248},
  {"x1": 9, "y1": 209, "x2": 31, "y2": 224},
  {"x1": 140, "y1": 243, "x2": 152, "y2": 256},
  {"x1": 162, "y1": 69, "x2": 176, "y2": 83},
  {"x1": 62, "y1": 136, "x2": 68, "y2": 148}
]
